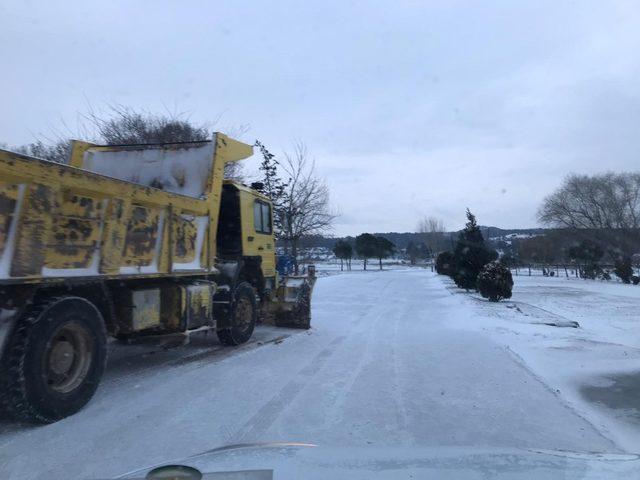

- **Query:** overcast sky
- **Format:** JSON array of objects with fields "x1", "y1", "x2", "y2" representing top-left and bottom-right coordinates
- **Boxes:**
[{"x1": 2, "y1": 1, "x2": 639, "y2": 235}]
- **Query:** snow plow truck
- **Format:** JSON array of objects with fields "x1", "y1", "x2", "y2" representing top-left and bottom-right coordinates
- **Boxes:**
[{"x1": 0, "y1": 134, "x2": 315, "y2": 423}]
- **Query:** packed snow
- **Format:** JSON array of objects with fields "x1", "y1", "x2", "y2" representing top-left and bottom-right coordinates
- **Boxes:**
[
  {"x1": 82, "y1": 140, "x2": 215, "y2": 198},
  {"x1": 0, "y1": 267, "x2": 638, "y2": 479}
]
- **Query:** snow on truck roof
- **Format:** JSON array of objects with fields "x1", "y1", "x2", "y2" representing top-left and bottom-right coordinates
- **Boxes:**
[{"x1": 81, "y1": 140, "x2": 217, "y2": 199}]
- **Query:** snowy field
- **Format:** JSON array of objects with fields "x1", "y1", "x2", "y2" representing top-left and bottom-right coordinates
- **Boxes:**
[
  {"x1": 0, "y1": 267, "x2": 639, "y2": 478},
  {"x1": 443, "y1": 271, "x2": 640, "y2": 451}
]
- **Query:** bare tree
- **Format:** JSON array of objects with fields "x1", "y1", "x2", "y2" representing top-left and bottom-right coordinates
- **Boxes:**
[
  {"x1": 86, "y1": 105, "x2": 209, "y2": 145},
  {"x1": 539, "y1": 172, "x2": 640, "y2": 257},
  {"x1": 417, "y1": 216, "x2": 445, "y2": 234},
  {"x1": 12, "y1": 140, "x2": 71, "y2": 164},
  {"x1": 539, "y1": 173, "x2": 640, "y2": 229},
  {"x1": 279, "y1": 142, "x2": 336, "y2": 272},
  {"x1": 86, "y1": 105, "x2": 246, "y2": 181},
  {"x1": 8, "y1": 105, "x2": 247, "y2": 180},
  {"x1": 417, "y1": 215, "x2": 447, "y2": 254}
]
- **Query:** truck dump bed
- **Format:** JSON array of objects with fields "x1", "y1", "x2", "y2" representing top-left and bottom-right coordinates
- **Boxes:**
[{"x1": 0, "y1": 134, "x2": 252, "y2": 283}]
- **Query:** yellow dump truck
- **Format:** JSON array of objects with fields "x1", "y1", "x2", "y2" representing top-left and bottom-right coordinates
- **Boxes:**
[{"x1": 0, "y1": 134, "x2": 315, "y2": 423}]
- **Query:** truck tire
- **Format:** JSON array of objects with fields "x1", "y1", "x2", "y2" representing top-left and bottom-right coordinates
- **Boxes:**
[
  {"x1": 217, "y1": 282, "x2": 256, "y2": 346},
  {"x1": 0, "y1": 296, "x2": 107, "y2": 423}
]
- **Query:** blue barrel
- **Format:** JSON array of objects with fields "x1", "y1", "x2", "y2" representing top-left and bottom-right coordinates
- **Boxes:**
[{"x1": 276, "y1": 254, "x2": 295, "y2": 276}]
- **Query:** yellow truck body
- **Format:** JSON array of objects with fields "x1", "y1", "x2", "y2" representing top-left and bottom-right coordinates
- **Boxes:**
[{"x1": 0, "y1": 134, "x2": 250, "y2": 283}]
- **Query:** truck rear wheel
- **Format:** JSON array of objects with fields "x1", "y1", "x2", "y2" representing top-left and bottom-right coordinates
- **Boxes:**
[
  {"x1": 217, "y1": 282, "x2": 256, "y2": 346},
  {"x1": 0, "y1": 296, "x2": 107, "y2": 423}
]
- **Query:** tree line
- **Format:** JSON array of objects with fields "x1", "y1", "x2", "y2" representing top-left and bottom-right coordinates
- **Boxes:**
[
  {"x1": 332, "y1": 234, "x2": 395, "y2": 271},
  {"x1": 504, "y1": 172, "x2": 640, "y2": 284}
]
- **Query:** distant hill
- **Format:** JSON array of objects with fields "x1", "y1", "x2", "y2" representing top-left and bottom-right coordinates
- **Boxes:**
[
  {"x1": 282, "y1": 227, "x2": 549, "y2": 251},
  {"x1": 480, "y1": 226, "x2": 547, "y2": 241}
]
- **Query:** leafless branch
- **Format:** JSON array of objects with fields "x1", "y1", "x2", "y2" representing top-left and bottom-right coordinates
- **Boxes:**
[{"x1": 278, "y1": 142, "x2": 337, "y2": 259}]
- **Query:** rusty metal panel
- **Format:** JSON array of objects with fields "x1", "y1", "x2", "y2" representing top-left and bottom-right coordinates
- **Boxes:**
[
  {"x1": 172, "y1": 213, "x2": 198, "y2": 264},
  {"x1": 99, "y1": 198, "x2": 130, "y2": 274},
  {"x1": 10, "y1": 184, "x2": 55, "y2": 277},
  {"x1": 0, "y1": 184, "x2": 20, "y2": 256},
  {"x1": 184, "y1": 282, "x2": 214, "y2": 329},
  {"x1": 113, "y1": 287, "x2": 163, "y2": 333},
  {"x1": 44, "y1": 191, "x2": 105, "y2": 270},
  {"x1": 120, "y1": 205, "x2": 164, "y2": 272},
  {"x1": 172, "y1": 213, "x2": 209, "y2": 271},
  {"x1": 160, "y1": 284, "x2": 186, "y2": 331},
  {"x1": 131, "y1": 289, "x2": 161, "y2": 330},
  {"x1": 0, "y1": 183, "x2": 24, "y2": 279}
]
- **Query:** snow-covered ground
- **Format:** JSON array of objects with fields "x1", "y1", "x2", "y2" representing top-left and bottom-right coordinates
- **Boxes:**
[
  {"x1": 311, "y1": 258, "x2": 413, "y2": 275},
  {"x1": 441, "y1": 272, "x2": 640, "y2": 451},
  {"x1": 0, "y1": 268, "x2": 638, "y2": 479}
]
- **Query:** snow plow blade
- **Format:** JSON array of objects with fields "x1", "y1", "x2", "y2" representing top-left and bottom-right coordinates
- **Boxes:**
[{"x1": 265, "y1": 267, "x2": 316, "y2": 329}]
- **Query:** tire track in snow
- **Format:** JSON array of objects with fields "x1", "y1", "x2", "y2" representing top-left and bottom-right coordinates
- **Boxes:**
[
  {"x1": 318, "y1": 278, "x2": 417, "y2": 443},
  {"x1": 232, "y1": 278, "x2": 395, "y2": 443},
  {"x1": 387, "y1": 308, "x2": 414, "y2": 444},
  {"x1": 232, "y1": 335, "x2": 347, "y2": 443}
]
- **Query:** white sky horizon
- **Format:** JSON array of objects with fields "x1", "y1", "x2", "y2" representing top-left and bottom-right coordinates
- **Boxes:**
[{"x1": 2, "y1": 1, "x2": 639, "y2": 236}]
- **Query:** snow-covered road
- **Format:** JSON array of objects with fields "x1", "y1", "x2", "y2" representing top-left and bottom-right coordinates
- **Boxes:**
[{"x1": 0, "y1": 269, "x2": 624, "y2": 479}]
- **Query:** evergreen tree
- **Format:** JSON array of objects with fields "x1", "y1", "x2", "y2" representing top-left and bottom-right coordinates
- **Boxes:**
[
  {"x1": 452, "y1": 209, "x2": 497, "y2": 289},
  {"x1": 477, "y1": 261, "x2": 514, "y2": 301},
  {"x1": 568, "y1": 239, "x2": 604, "y2": 279},
  {"x1": 355, "y1": 233, "x2": 378, "y2": 270},
  {"x1": 374, "y1": 236, "x2": 395, "y2": 270},
  {"x1": 255, "y1": 140, "x2": 289, "y2": 236},
  {"x1": 436, "y1": 251, "x2": 455, "y2": 276},
  {"x1": 614, "y1": 255, "x2": 633, "y2": 284},
  {"x1": 333, "y1": 240, "x2": 353, "y2": 271}
]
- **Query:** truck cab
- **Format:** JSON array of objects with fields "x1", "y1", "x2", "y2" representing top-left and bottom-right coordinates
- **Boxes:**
[{"x1": 217, "y1": 181, "x2": 276, "y2": 291}]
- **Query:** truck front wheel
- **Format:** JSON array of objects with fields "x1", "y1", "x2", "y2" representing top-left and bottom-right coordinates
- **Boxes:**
[
  {"x1": 0, "y1": 296, "x2": 107, "y2": 423},
  {"x1": 217, "y1": 282, "x2": 256, "y2": 346}
]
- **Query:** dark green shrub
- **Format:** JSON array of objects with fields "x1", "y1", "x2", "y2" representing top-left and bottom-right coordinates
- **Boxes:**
[
  {"x1": 435, "y1": 251, "x2": 454, "y2": 276},
  {"x1": 582, "y1": 263, "x2": 602, "y2": 279},
  {"x1": 614, "y1": 256, "x2": 633, "y2": 284},
  {"x1": 477, "y1": 261, "x2": 514, "y2": 302}
]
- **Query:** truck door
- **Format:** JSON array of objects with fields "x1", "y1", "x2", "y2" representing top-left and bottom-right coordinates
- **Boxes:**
[{"x1": 246, "y1": 197, "x2": 276, "y2": 278}]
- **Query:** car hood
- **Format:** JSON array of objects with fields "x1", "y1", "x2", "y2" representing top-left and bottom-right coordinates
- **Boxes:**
[{"x1": 118, "y1": 442, "x2": 640, "y2": 479}]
